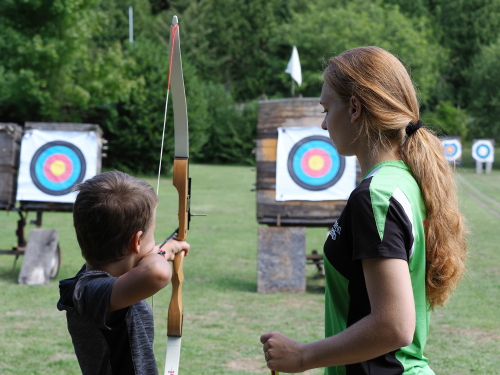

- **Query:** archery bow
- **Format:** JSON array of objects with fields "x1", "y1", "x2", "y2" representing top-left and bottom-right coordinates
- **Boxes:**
[{"x1": 161, "y1": 15, "x2": 189, "y2": 375}]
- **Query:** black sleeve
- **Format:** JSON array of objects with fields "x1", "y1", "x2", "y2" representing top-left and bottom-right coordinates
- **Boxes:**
[{"x1": 350, "y1": 189, "x2": 413, "y2": 262}]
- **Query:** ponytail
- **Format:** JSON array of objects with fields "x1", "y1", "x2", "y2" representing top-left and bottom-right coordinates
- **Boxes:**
[
  {"x1": 324, "y1": 46, "x2": 467, "y2": 309},
  {"x1": 400, "y1": 127, "x2": 467, "y2": 309}
]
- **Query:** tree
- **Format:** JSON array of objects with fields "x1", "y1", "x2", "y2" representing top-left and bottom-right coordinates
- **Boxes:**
[
  {"x1": 0, "y1": 0, "x2": 98, "y2": 121},
  {"x1": 0, "y1": 0, "x2": 143, "y2": 123},
  {"x1": 98, "y1": 39, "x2": 211, "y2": 174},
  {"x1": 422, "y1": 101, "x2": 468, "y2": 139},
  {"x1": 467, "y1": 37, "x2": 500, "y2": 140},
  {"x1": 151, "y1": 0, "x2": 298, "y2": 101}
]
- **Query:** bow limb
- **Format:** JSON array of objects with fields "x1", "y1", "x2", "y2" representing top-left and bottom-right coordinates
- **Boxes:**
[
  {"x1": 168, "y1": 14, "x2": 189, "y2": 338},
  {"x1": 164, "y1": 15, "x2": 189, "y2": 375}
]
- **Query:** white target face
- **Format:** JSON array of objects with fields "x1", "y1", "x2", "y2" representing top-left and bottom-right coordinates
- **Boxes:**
[
  {"x1": 16, "y1": 130, "x2": 98, "y2": 203},
  {"x1": 472, "y1": 140, "x2": 494, "y2": 163},
  {"x1": 275, "y1": 126, "x2": 357, "y2": 201},
  {"x1": 441, "y1": 139, "x2": 462, "y2": 162}
]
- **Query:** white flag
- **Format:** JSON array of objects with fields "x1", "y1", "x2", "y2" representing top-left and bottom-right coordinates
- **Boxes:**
[{"x1": 285, "y1": 46, "x2": 302, "y2": 87}]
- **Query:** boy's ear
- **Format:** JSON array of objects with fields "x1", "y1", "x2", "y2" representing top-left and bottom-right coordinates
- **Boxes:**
[{"x1": 130, "y1": 231, "x2": 143, "y2": 254}]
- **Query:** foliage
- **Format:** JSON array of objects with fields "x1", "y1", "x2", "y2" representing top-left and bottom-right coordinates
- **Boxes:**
[
  {"x1": 194, "y1": 83, "x2": 258, "y2": 165},
  {"x1": 275, "y1": 0, "x2": 444, "y2": 103},
  {"x1": 0, "y1": 0, "x2": 99, "y2": 121},
  {"x1": 156, "y1": 0, "x2": 295, "y2": 101},
  {"x1": 422, "y1": 101, "x2": 468, "y2": 139},
  {"x1": 429, "y1": 0, "x2": 500, "y2": 108},
  {"x1": 2, "y1": 0, "x2": 500, "y2": 169},
  {"x1": 98, "y1": 39, "x2": 210, "y2": 174},
  {"x1": 467, "y1": 37, "x2": 500, "y2": 140},
  {"x1": 0, "y1": 0, "x2": 143, "y2": 123}
]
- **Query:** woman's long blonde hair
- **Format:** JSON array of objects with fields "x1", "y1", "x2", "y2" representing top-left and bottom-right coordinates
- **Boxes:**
[{"x1": 323, "y1": 46, "x2": 467, "y2": 309}]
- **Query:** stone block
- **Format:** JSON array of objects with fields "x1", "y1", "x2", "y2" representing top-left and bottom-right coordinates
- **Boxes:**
[{"x1": 18, "y1": 229, "x2": 59, "y2": 285}]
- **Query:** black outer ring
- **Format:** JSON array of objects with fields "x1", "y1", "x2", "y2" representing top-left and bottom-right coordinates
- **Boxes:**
[
  {"x1": 30, "y1": 141, "x2": 87, "y2": 196},
  {"x1": 287, "y1": 135, "x2": 346, "y2": 191}
]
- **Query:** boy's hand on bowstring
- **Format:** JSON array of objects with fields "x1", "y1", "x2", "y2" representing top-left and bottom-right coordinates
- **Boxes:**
[{"x1": 158, "y1": 238, "x2": 190, "y2": 261}]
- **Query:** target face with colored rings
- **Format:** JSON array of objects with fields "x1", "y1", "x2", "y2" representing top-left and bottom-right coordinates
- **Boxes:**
[
  {"x1": 441, "y1": 139, "x2": 462, "y2": 161},
  {"x1": 472, "y1": 140, "x2": 494, "y2": 162},
  {"x1": 476, "y1": 144, "x2": 490, "y2": 158},
  {"x1": 30, "y1": 141, "x2": 86, "y2": 196},
  {"x1": 287, "y1": 135, "x2": 345, "y2": 191}
]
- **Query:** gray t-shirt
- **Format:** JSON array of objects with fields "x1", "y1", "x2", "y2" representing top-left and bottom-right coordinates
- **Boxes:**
[{"x1": 57, "y1": 265, "x2": 158, "y2": 375}]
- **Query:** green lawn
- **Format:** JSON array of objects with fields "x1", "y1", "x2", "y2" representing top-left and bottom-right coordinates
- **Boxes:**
[{"x1": 0, "y1": 163, "x2": 499, "y2": 374}]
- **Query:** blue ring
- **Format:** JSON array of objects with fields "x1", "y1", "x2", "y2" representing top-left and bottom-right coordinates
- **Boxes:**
[
  {"x1": 476, "y1": 144, "x2": 490, "y2": 158},
  {"x1": 30, "y1": 141, "x2": 86, "y2": 196},
  {"x1": 34, "y1": 146, "x2": 82, "y2": 191},
  {"x1": 292, "y1": 140, "x2": 340, "y2": 186},
  {"x1": 287, "y1": 135, "x2": 346, "y2": 191}
]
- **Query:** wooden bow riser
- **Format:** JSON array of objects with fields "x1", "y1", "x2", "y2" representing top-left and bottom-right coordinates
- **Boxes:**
[
  {"x1": 172, "y1": 157, "x2": 189, "y2": 240},
  {"x1": 168, "y1": 156, "x2": 189, "y2": 338},
  {"x1": 167, "y1": 249, "x2": 185, "y2": 337}
]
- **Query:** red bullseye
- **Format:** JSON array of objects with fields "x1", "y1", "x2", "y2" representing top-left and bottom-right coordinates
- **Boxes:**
[
  {"x1": 43, "y1": 153, "x2": 73, "y2": 182},
  {"x1": 301, "y1": 148, "x2": 332, "y2": 177}
]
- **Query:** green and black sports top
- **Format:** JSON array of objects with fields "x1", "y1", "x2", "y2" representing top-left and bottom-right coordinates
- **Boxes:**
[{"x1": 323, "y1": 160, "x2": 435, "y2": 375}]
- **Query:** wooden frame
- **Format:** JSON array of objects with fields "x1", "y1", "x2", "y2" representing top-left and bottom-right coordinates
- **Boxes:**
[{"x1": 255, "y1": 98, "x2": 361, "y2": 227}]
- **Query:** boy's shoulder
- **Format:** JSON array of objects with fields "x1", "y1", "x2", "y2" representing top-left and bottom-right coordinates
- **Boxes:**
[{"x1": 57, "y1": 264, "x2": 115, "y2": 313}]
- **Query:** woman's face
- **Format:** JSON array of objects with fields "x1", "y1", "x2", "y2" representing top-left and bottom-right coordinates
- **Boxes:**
[{"x1": 320, "y1": 83, "x2": 361, "y2": 156}]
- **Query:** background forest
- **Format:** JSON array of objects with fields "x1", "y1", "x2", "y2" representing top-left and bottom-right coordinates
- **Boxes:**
[{"x1": 1, "y1": 0, "x2": 500, "y2": 173}]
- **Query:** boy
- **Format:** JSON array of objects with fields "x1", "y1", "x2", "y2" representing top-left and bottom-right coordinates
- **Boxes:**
[{"x1": 57, "y1": 171, "x2": 190, "y2": 375}]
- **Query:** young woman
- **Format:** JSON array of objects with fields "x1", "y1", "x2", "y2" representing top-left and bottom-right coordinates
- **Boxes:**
[{"x1": 261, "y1": 46, "x2": 467, "y2": 374}]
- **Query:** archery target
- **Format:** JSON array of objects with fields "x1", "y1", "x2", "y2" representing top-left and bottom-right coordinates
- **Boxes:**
[
  {"x1": 30, "y1": 141, "x2": 86, "y2": 196},
  {"x1": 441, "y1": 138, "x2": 462, "y2": 162},
  {"x1": 17, "y1": 130, "x2": 98, "y2": 203},
  {"x1": 472, "y1": 139, "x2": 494, "y2": 163},
  {"x1": 276, "y1": 127, "x2": 356, "y2": 201},
  {"x1": 287, "y1": 136, "x2": 345, "y2": 191}
]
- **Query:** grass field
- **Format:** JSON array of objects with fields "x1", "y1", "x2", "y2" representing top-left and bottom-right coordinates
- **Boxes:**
[{"x1": 0, "y1": 159, "x2": 499, "y2": 374}]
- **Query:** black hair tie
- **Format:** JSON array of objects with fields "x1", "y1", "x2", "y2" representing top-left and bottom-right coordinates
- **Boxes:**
[{"x1": 406, "y1": 119, "x2": 423, "y2": 137}]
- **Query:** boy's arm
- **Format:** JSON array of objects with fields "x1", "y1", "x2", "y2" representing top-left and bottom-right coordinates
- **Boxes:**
[{"x1": 108, "y1": 251, "x2": 172, "y2": 313}]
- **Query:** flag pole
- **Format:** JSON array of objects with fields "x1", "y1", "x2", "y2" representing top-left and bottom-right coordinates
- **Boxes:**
[
  {"x1": 291, "y1": 78, "x2": 295, "y2": 97},
  {"x1": 129, "y1": 6, "x2": 133, "y2": 43}
]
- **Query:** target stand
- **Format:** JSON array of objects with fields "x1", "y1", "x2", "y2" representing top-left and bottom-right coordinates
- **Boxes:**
[
  {"x1": 0, "y1": 122, "x2": 105, "y2": 283},
  {"x1": 256, "y1": 98, "x2": 361, "y2": 293},
  {"x1": 472, "y1": 139, "x2": 495, "y2": 174}
]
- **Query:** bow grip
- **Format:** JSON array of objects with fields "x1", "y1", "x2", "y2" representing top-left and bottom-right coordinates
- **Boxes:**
[
  {"x1": 172, "y1": 157, "x2": 189, "y2": 241},
  {"x1": 167, "y1": 250, "x2": 185, "y2": 337}
]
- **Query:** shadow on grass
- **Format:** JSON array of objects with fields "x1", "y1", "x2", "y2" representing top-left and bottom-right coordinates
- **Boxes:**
[
  {"x1": 213, "y1": 276, "x2": 326, "y2": 296},
  {"x1": 215, "y1": 277, "x2": 257, "y2": 292},
  {"x1": 306, "y1": 277, "x2": 325, "y2": 295},
  {"x1": 0, "y1": 263, "x2": 21, "y2": 283}
]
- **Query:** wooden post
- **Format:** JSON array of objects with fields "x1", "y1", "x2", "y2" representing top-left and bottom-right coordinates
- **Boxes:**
[
  {"x1": 476, "y1": 161, "x2": 483, "y2": 174},
  {"x1": 0, "y1": 123, "x2": 22, "y2": 209},
  {"x1": 257, "y1": 227, "x2": 306, "y2": 293}
]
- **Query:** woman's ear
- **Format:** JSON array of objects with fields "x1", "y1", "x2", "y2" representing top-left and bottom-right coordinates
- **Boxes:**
[{"x1": 350, "y1": 95, "x2": 362, "y2": 123}]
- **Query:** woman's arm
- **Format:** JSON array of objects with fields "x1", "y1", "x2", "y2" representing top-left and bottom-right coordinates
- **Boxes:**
[{"x1": 261, "y1": 257, "x2": 415, "y2": 373}]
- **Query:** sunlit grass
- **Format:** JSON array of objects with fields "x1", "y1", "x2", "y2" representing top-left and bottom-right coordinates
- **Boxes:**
[{"x1": 0, "y1": 163, "x2": 498, "y2": 374}]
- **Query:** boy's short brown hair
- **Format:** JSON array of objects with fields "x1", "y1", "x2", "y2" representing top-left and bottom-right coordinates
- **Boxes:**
[{"x1": 73, "y1": 171, "x2": 159, "y2": 265}]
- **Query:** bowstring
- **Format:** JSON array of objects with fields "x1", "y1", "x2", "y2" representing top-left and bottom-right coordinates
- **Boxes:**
[{"x1": 153, "y1": 23, "x2": 179, "y2": 311}]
